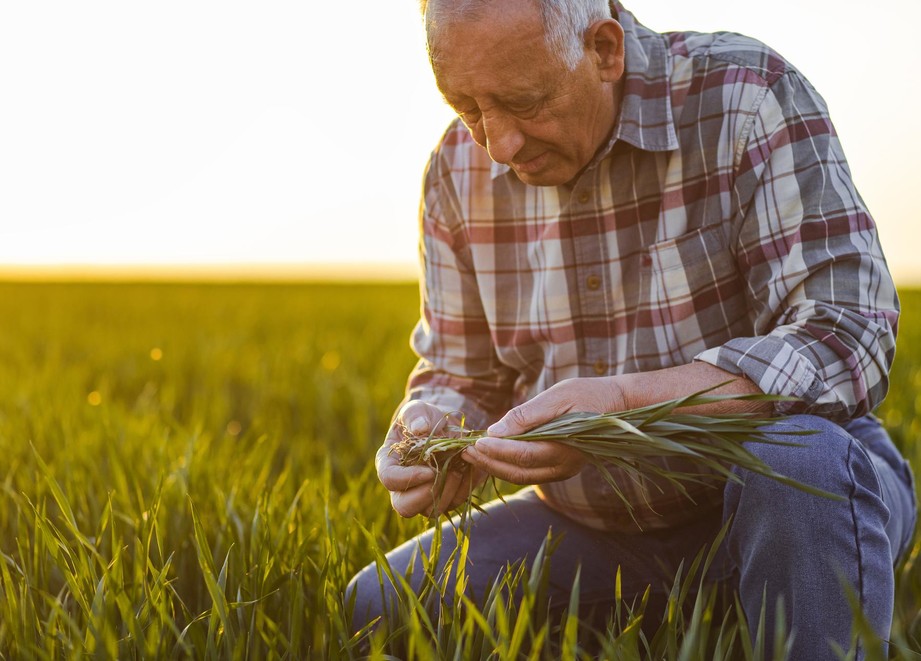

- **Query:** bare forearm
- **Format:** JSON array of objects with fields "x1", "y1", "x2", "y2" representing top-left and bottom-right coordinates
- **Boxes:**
[{"x1": 616, "y1": 362, "x2": 772, "y2": 416}]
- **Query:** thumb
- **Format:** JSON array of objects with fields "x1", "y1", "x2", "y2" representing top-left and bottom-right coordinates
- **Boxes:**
[
  {"x1": 398, "y1": 401, "x2": 453, "y2": 438},
  {"x1": 487, "y1": 393, "x2": 567, "y2": 437},
  {"x1": 407, "y1": 416, "x2": 431, "y2": 436}
]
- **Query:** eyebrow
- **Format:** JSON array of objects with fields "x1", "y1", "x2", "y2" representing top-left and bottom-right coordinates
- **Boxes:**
[
  {"x1": 442, "y1": 88, "x2": 544, "y2": 110},
  {"x1": 499, "y1": 93, "x2": 541, "y2": 106},
  {"x1": 441, "y1": 93, "x2": 476, "y2": 113}
]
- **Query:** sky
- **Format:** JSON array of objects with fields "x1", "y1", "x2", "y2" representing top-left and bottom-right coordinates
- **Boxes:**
[{"x1": 1, "y1": 1, "x2": 919, "y2": 283}]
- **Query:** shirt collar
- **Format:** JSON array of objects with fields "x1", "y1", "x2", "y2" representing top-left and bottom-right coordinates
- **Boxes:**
[
  {"x1": 490, "y1": 2, "x2": 677, "y2": 180},
  {"x1": 607, "y1": 1, "x2": 678, "y2": 153}
]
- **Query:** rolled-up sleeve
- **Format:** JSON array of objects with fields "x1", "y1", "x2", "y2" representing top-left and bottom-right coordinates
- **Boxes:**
[
  {"x1": 401, "y1": 149, "x2": 516, "y2": 430},
  {"x1": 694, "y1": 70, "x2": 899, "y2": 422}
]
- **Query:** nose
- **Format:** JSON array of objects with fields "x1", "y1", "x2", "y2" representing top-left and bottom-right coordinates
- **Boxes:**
[{"x1": 477, "y1": 112, "x2": 525, "y2": 165}]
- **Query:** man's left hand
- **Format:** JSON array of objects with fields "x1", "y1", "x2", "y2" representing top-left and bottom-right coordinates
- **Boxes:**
[
  {"x1": 460, "y1": 377, "x2": 626, "y2": 484},
  {"x1": 459, "y1": 364, "x2": 766, "y2": 485}
]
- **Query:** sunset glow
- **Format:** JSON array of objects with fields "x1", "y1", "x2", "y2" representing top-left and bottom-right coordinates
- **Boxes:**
[{"x1": 1, "y1": 0, "x2": 918, "y2": 282}]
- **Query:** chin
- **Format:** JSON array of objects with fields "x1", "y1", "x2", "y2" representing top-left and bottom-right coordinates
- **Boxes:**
[{"x1": 513, "y1": 166, "x2": 575, "y2": 187}]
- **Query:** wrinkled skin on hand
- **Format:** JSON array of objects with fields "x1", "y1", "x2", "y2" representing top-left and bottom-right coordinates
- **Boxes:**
[
  {"x1": 376, "y1": 400, "x2": 485, "y2": 518},
  {"x1": 459, "y1": 366, "x2": 766, "y2": 485},
  {"x1": 386, "y1": 366, "x2": 762, "y2": 500},
  {"x1": 460, "y1": 377, "x2": 627, "y2": 484}
]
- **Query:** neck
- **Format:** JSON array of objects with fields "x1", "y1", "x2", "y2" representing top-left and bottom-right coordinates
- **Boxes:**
[{"x1": 565, "y1": 80, "x2": 624, "y2": 189}]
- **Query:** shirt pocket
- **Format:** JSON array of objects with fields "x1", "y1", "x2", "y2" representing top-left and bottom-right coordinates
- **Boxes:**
[{"x1": 643, "y1": 224, "x2": 750, "y2": 364}]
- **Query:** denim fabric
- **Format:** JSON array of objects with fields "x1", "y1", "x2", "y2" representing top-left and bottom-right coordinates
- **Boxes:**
[
  {"x1": 720, "y1": 414, "x2": 916, "y2": 658},
  {"x1": 348, "y1": 415, "x2": 917, "y2": 659}
]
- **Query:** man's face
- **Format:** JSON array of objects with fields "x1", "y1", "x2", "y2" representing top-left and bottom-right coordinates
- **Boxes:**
[{"x1": 431, "y1": 1, "x2": 619, "y2": 187}]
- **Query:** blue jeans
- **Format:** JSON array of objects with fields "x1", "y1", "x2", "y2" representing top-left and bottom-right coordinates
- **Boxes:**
[{"x1": 348, "y1": 414, "x2": 917, "y2": 659}]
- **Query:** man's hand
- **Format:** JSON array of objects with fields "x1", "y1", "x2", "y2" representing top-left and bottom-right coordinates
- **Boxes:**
[
  {"x1": 460, "y1": 377, "x2": 626, "y2": 484},
  {"x1": 460, "y1": 364, "x2": 768, "y2": 485},
  {"x1": 376, "y1": 400, "x2": 485, "y2": 518}
]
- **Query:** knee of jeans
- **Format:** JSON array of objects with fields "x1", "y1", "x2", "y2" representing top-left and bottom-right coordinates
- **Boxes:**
[
  {"x1": 345, "y1": 562, "x2": 389, "y2": 634},
  {"x1": 727, "y1": 414, "x2": 882, "y2": 509}
]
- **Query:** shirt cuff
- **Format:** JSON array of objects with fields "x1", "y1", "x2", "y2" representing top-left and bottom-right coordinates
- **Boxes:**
[{"x1": 693, "y1": 335, "x2": 826, "y2": 415}]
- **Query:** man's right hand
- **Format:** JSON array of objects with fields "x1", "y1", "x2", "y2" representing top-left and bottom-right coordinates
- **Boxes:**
[{"x1": 376, "y1": 400, "x2": 484, "y2": 518}]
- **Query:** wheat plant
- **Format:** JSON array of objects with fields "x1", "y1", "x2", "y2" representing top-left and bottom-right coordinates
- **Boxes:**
[
  {"x1": 392, "y1": 387, "x2": 836, "y2": 517},
  {"x1": 0, "y1": 282, "x2": 916, "y2": 658}
]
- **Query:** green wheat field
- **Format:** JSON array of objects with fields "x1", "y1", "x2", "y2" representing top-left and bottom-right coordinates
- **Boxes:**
[{"x1": 0, "y1": 282, "x2": 918, "y2": 659}]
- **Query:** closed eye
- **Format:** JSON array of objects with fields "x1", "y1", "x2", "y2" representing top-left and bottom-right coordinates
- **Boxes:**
[
  {"x1": 456, "y1": 106, "x2": 482, "y2": 128},
  {"x1": 501, "y1": 99, "x2": 541, "y2": 118}
]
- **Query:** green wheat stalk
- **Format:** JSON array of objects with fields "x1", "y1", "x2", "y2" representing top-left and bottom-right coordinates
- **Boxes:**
[{"x1": 390, "y1": 386, "x2": 840, "y2": 516}]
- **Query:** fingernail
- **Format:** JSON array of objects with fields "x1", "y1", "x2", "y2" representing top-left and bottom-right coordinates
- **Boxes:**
[
  {"x1": 409, "y1": 419, "x2": 428, "y2": 435},
  {"x1": 461, "y1": 446, "x2": 480, "y2": 462},
  {"x1": 473, "y1": 438, "x2": 494, "y2": 455},
  {"x1": 487, "y1": 421, "x2": 507, "y2": 436}
]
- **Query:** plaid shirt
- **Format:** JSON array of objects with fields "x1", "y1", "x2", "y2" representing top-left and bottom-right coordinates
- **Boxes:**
[{"x1": 403, "y1": 3, "x2": 899, "y2": 531}]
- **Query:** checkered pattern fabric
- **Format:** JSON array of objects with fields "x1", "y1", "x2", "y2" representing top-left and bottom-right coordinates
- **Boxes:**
[{"x1": 401, "y1": 3, "x2": 899, "y2": 531}]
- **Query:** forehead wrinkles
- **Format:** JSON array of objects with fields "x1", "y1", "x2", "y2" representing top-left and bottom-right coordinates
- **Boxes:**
[
  {"x1": 426, "y1": 0, "x2": 547, "y2": 69},
  {"x1": 435, "y1": 51, "x2": 558, "y2": 107},
  {"x1": 430, "y1": 9, "x2": 558, "y2": 98}
]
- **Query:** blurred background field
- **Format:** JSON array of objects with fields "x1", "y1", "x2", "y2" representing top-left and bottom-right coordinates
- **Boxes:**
[{"x1": 0, "y1": 282, "x2": 918, "y2": 658}]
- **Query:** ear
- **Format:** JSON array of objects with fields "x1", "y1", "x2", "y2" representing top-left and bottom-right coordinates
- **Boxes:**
[{"x1": 585, "y1": 19, "x2": 625, "y2": 82}]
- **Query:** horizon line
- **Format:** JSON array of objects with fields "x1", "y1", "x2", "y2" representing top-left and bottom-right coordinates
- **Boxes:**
[
  {"x1": 0, "y1": 262, "x2": 919, "y2": 288},
  {"x1": 0, "y1": 262, "x2": 420, "y2": 283}
]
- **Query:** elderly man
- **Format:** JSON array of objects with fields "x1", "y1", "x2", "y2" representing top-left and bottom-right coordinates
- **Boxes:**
[{"x1": 349, "y1": 0, "x2": 916, "y2": 656}]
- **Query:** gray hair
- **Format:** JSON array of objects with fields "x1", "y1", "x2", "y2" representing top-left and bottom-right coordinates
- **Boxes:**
[{"x1": 422, "y1": 0, "x2": 612, "y2": 71}]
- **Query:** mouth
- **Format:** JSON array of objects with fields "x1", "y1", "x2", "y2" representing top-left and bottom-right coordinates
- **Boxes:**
[{"x1": 511, "y1": 152, "x2": 549, "y2": 175}]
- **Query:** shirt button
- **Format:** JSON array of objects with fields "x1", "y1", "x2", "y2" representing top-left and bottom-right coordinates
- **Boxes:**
[
  {"x1": 593, "y1": 360, "x2": 607, "y2": 375},
  {"x1": 586, "y1": 274, "x2": 601, "y2": 290},
  {"x1": 577, "y1": 191, "x2": 591, "y2": 204},
  {"x1": 641, "y1": 253, "x2": 652, "y2": 267}
]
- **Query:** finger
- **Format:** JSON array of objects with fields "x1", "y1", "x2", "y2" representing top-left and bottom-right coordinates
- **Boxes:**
[
  {"x1": 390, "y1": 482, "x2": 439, "y2": 518},
  {"x1": 390, "y1": 469, "x2": 464, "y2": 518},
  {"x1": 378, "y1": 462, "x2": 436, "y2": 492},
  {"x1": 374, "y1": 442, "x2": 405, "y2": 473},
  {"x1": 394, "y1": 466, "x2": 483, "y2": 518},
  {"x1": 444, "y1": 474, "x2": 475, "y2": 511},
  {"x1": 471, "y1": 437, "x2": 570, "y2": 467},
  {"x1": 462, "y1": 451, "x2": 576, "y2": 485},
  {"x1": 397, "y1": 401, "x2": 456, "y2": 438},
  {"x1": 487, "y1": 393, "x2": 572, "y2": 437},
  {"x1": 445, "y1": 467, "x2": 488, "y2": 510},
  {"x1": 439, "y1": 465, "x2": 486, "y2": 512},
  {"x1": 431, "y1": 470, "x2": 465, "y2": 516},
  {"x1": 462, "y1": 440, "x2": 584, "y2": 485}
]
